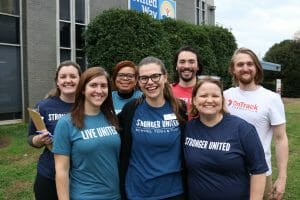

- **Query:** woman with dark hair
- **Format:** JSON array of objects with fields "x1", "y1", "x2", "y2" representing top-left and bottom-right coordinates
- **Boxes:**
[
  {"x1": 119, "y1": 56, "x2": 187, "y2": 199},
  {"x1": 27, "y1": 60, "x2": 81, "y2": 200},
  {"x1": 52, "y1": 66, "x2": 120, "y2": 200},
  {"x1": 111, "y1": 60, "x2": 142, "y2": 114},
  {"x1": 184, "y1": 76, "x2": 268, "y2": 200}
]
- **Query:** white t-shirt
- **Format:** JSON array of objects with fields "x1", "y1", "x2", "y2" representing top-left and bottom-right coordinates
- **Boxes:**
[{"x1": 224, "y1": 86, "x2": 286, "y2": 175}]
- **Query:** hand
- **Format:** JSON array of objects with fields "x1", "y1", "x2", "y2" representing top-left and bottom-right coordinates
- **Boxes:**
[
  {"x1": 33, "y1": 130, "x2": 53, "y2": 147},
  {"x1": 269, "y1": 177, "x2": 286, "y2": 200}
]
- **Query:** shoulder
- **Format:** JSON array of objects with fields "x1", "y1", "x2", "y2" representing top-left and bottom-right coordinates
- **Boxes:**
[
  {"x1": 35, "y1": 96, "x2": 58, "y2": 109},
  {"x1": 223, "y1": 113, "x2": 254, "y2": 129},
  {"x1": 223, "y1": 87, "x2": 237, "y2": 95},
  {"x1": 58, "y1": 113, "x2": 72, "y2": 123},
  {"x1": 112, "y1": 91, "x2": 119, "y2": 99},
  {"x1": 258, "y1": 87, "x2": 283, "y2": 104},
  {"x1": 260, "y1": 86, "x2": 281, "y2": 97},
  {"x1": 171, "y1": 83, "x2": 180, "y2": 90},
  {"x1": 119, "y1": 97, "x2": 142, "y2": 116},
  {"x1": 123, "y1": 98, "x2": 139, "y2": 109},
  {"x1": 186, "y1": 118, "x2": 199, "y2": 127},
  {"x1": 133, "y1": 89, "x2": 143, "y2": 97}
]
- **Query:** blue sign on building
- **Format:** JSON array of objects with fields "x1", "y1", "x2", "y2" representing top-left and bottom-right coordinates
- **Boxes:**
[{"x1": 129, "y1": 0, "x2": 176, "y2": 20}]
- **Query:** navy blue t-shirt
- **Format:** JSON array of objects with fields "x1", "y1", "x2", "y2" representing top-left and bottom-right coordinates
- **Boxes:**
[
  {"x1": 184, "y1": 113, "x2": 268, "y2": 200},
  {"x1": 28, "y1": 96, "x2": 73, "y2": 180},
  {"x1": 125, "y1": 100, "x2": 184, "y2": 199}
]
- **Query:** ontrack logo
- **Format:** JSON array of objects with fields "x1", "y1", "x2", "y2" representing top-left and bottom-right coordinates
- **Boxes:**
[{"x1": 227, "y1": 99, "x2": 258, "y2": 112}]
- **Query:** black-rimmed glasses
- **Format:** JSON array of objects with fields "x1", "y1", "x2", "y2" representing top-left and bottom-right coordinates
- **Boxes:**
[
  {"x1": 138, "y1": 73, "x2": 163, "y2": 84},
  {"x1": 117, "y1": 73, "x2": 135, "y2": 80}
]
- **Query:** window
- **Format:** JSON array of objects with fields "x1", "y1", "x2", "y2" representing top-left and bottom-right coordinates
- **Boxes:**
[
  {"x1": 0, "y1": 15, "x2": 20, "y2": 44},
  {"x1": 0, "y1": 0, "x2": 19, "y2": 15},
  {"x1": 58, "y1": 0, "x2": 88, "y2": 71},
  {"x1": 0, "y1": 0, "x2": 22, "y2": 121},
  {"x1": 0, "y1": 45, "x2": 22, "y2": 120},
  {"x1": 195, "y1": 0, "x2": 205, "y2": 25},
  {"x1": 196, "y1": 0, "x2": 200, "y2": 25},
  {"x1": 201, "y1": 1, "x2": 206, "y2": 24}
]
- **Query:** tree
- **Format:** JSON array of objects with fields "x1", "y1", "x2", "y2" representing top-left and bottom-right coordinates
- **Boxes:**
[
  {"x1": 264, "y1": 40, "x2": 300, "y2": 97},
  {"x1": 294, "y1": 30, "x2": 300, "y2": 41}
]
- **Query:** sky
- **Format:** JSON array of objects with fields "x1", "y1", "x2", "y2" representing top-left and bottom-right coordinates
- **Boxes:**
[{"x1": 215, "y1": 0, "x2": 300, "y2": 59}]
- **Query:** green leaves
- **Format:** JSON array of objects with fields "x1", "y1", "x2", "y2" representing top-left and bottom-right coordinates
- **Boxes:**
[
  {"x1": 264, "y1": 40, "x2": 300, "y2": 97},
  {"x1": 84, "y1": 8, "x2": 237, "y2": 87}
]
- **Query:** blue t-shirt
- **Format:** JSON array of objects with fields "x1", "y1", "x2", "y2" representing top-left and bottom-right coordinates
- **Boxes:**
[
  {"x1": 184, "y1": 113, "x2": 268, "y2": 200},
  {"x1": 28, "y1": 96, "x2": 73, "y2": 179},
  {"x1": 112, "y1": 90, "x2": 142, "y2": 114},
  {"x1": 52, "y1": 113, "x2": 121, "y2": 200},
  {"x1": 125, "y1": 100, "x2": 183, "y2": 200}
]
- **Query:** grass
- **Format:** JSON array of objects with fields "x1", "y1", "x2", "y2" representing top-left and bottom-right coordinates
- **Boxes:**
[
  {"x1": 0, "y1": 124, "x2": 41, "y2": 200},
  {"x1": 0, "y1": 98, "x2": 299, "y2": 200},
  {"x1": 276, "y1": 98, "x2": 300, "y2": 199}
]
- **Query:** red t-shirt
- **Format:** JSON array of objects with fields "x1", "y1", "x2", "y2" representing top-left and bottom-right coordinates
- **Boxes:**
[{"x1": 171, "y1": 84, "x2": 193, "y2": 116}]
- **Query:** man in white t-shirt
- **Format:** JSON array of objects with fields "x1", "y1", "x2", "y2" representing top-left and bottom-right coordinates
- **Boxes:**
[{"x1": 224, "y1": 47, "x2": 288, "y2": 200}]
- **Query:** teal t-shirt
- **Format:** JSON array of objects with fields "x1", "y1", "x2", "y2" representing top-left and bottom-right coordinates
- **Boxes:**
[
  {"x1": 112, "y1": 90, "x2": 142, "y2": 114},
  {"x1": 53, "y1": 113, "x2": 120, "y2": 200}
]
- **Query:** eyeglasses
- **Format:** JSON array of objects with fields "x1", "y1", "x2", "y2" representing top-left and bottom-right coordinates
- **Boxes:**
[
  {"x1": 117, "y1": 73, "x2": 135, "y2": 80},
  {"x1": 138, "y1": 73, "x2": 163, "y2": 84},
  {"x1": 197, "y1": 75, "x2": 221, "y2": 80}
]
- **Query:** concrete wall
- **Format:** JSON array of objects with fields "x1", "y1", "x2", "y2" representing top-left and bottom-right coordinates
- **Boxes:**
[
  {"x1": 24, "y1": 0, "x2": 57, "y2": 108},
  {"x1": 90, "y1": 0, "x2": 128, "y2": 20},
  {"x1": 176, "y1": 0, "x2": 196, "y2": 24}
]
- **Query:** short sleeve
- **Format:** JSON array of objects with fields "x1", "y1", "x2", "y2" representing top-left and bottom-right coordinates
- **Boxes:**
[
  {"x1": 239, "y1": 122, "x2": 268, "y2": 174},
  {"x1": 269, "y1": 94, "x2": 286, "y2": 125},
  {"x1": 52, "y1": 117, "x2": 72, "y2": 156}
]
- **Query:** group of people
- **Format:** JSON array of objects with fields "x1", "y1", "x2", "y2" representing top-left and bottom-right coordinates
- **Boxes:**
[{"x1": 28, "y1": 46, "x2": 288, "y2": 200}]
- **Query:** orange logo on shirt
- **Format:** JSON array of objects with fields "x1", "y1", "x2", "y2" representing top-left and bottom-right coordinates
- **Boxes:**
[{"x1": 227, "y1": 99, "x2": 258, "y2": 112}]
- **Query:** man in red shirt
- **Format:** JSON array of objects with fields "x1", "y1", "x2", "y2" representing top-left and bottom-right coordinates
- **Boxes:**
[{"x1": 172, "y1": 46, "x2": 202, "y2": 113}]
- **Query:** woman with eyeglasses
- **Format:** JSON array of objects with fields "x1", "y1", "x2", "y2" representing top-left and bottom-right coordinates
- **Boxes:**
[
  {"x1": 111, "y1": 60, "x2": 142, "y2": 114},
  {"x1": 183, "y1": 76, "x2": 268, "y2": 200},
  {"x1": 118, "y1": 56, "x2": 188, "y2": 200}
]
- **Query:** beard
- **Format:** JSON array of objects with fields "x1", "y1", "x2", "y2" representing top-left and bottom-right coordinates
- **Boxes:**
[
  {"x1": 236, "y1": 72, "x2": 255, "y2": 85},
  {"x1": 179, "y1": 69, "x2": 197, "y2": 82}
]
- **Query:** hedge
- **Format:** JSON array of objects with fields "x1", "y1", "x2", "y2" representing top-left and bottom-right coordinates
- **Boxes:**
[{"x1": 84, "y1": 8, "x2": 237, "y2": 88}]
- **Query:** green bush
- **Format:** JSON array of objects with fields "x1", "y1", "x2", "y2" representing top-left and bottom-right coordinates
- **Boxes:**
[
  {"x1": 200, "y1": 25, "x2": 237, "y2": 88},
  {"x1": 84, "y1": 8, "x2": 237, "y2": 87},
  {"x1": 84, "y1": 9, "x2": 171, "y2": 74}
]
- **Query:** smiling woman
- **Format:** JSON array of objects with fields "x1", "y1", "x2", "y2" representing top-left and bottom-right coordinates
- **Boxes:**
[
  {"x1": 52, "y1": 66, "x2": 121, "y2": 200},
  {"x1": 111, "y1": 60, "x2": 142, "y2": 114},
  {"x1": 27, "y1": 60, "x2": 81, "y2": 200},
  {"x1": 184, "y1": 76, "x2": 268, "y2": 200},
  {"x1": 118, "y1": 56, "x2": 188, "y2": 200}
]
